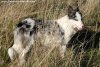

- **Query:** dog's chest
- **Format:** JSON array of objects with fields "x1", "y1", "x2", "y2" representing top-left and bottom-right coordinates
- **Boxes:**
[{"x1": 56, "y1": 16, "x2": 76, "y2": 44}]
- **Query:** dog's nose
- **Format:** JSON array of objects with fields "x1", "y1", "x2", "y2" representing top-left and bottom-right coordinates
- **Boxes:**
[{"x1": 78, "y1": 25, "x2": 84, "y2": 31}]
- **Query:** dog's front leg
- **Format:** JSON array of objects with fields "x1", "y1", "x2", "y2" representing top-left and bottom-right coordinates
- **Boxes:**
[
  {"x1": 19, "y1": 44, "x2": 33, "y2": 65},
  {"x1": 19, "y1": 36, "x2": 34, "y2": 65},
  {"x1": 8, "y1": 47, "x2": 17, "y2": 61}
]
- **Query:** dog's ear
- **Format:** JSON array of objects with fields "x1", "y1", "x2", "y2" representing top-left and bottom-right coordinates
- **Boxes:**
[
  {"x1": 68, "y1": 5, "x2": 80, "y2": 19},
  {"x1": 68, "y1": 5, "x2": 73, "y2": 14},
  {"x1": 68, "y1": 5, "x2": 75, "y2": 19},
  {"x1": 75, "y1": 5, "x2": 79, "y2": 11},
  {"x1": 17, "y1": 22, "x2": 23, "y2": 27},
  {"x1": 68, "y1": 5, "x2": 79, "y2": 14},
  {"x1": 17, "y1": 20, "x2": 27, "y2": 27}
]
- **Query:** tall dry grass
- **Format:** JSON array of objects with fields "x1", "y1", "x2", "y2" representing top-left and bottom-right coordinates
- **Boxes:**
[{"x1": 0, "y1": 0, "x2": 100, "y2": 67}]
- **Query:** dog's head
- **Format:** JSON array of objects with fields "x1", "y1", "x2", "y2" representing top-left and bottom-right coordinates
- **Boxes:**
[
  {"x1": 17, "y1": 18, "x2": 35, "y2": 33},
  {"x1": 68, "y1": 5, "x2": 84, "y2": 31}
]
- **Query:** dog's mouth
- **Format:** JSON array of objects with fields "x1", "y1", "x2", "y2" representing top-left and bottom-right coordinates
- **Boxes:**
[
  {"x1": 19, "y1": 27, "x2": 30, "y2": 34},
  {"x1": 19, "y1": 28, "x2": 26, "y2": 33},
  {"x1": 74, "y1": 27, "x2": 84, "y2": 32},
  {"x1": 74, "y1": 27, "x2": 78, "y2": 31},
  {"x1": 73, "y1": 24, "x2": 84, "y2": 31}
]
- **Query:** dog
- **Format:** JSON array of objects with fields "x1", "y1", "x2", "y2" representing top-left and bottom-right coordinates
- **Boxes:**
[{"x1": 8, "y1": 5, "x2": 84, "y2": 64}]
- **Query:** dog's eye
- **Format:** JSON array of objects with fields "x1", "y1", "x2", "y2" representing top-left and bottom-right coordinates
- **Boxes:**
[
  {"x1": 26, "y1": 25, "x2": 31, "y2": 28},
  {"x1": 74, "y1": 18, "x2": 78, "y2": 21}
]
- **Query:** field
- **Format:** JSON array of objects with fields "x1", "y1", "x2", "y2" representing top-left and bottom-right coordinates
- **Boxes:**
[{"x1": 0, "y1": 0, "x2": 100, "y2": 67}]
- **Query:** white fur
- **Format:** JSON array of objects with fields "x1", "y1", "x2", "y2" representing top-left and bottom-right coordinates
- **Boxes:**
[
  {"x1": 71, "y1": 12, "x2": 84, "y2": 30},
  {"x1": 56, "y1": 15, "x2": 77, "y2": 43},
  {"x1": 56, "y1": 15, "x2": 83, "y2": 57},
  {"x1": 8, "y1": 18, "x2": 35, "y2": 65},
  {"x1": 23, "y1": 18, "x2": 35, "y2": 29}
]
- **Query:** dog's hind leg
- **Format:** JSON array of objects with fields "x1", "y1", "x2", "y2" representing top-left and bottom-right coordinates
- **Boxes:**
[
  {"x1": 8, "y1": 47, "x2": 17, "y2": 61},
  {"x1": 59, "y1": 45, "x2": 66, "y2": 58}
]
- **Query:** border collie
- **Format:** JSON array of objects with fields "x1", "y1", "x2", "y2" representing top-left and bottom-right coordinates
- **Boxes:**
[{"x1": 8, "y1": 5, "x2": 84, "y2": 64}]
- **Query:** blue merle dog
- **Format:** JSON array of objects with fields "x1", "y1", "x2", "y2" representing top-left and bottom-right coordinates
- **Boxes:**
[{"x1": 8, "y1": 5, "x2": 84, "y2": 64}]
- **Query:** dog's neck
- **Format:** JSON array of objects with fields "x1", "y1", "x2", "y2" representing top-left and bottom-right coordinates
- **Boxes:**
[
  {"x1": 56, "y1": 15, "x2": 77, "y2": 44},
  {"x1": 56, "y1": 15, "x2": 76, "y2": 33}
]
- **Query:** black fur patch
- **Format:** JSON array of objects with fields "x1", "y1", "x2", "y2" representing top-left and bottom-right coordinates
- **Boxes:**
[
  {"x1": 17, "y1": 20, "x2": 27, "y2": 27},
  {"x1": 68, "y1": 6, "x2": 82, "y2": 20},
  {"x1": 17, "y1": 22, "x2": 23, "y2": 27}
]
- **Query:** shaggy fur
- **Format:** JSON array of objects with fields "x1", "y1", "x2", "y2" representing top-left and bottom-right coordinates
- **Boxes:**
[{"x1": 8, "y1": 5, "x2": 84, "y2": 64}]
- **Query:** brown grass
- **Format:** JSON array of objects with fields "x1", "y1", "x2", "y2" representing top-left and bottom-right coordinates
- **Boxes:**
[{"x1": 0, "y1": 0, "x2": 100, "y2": 67}]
